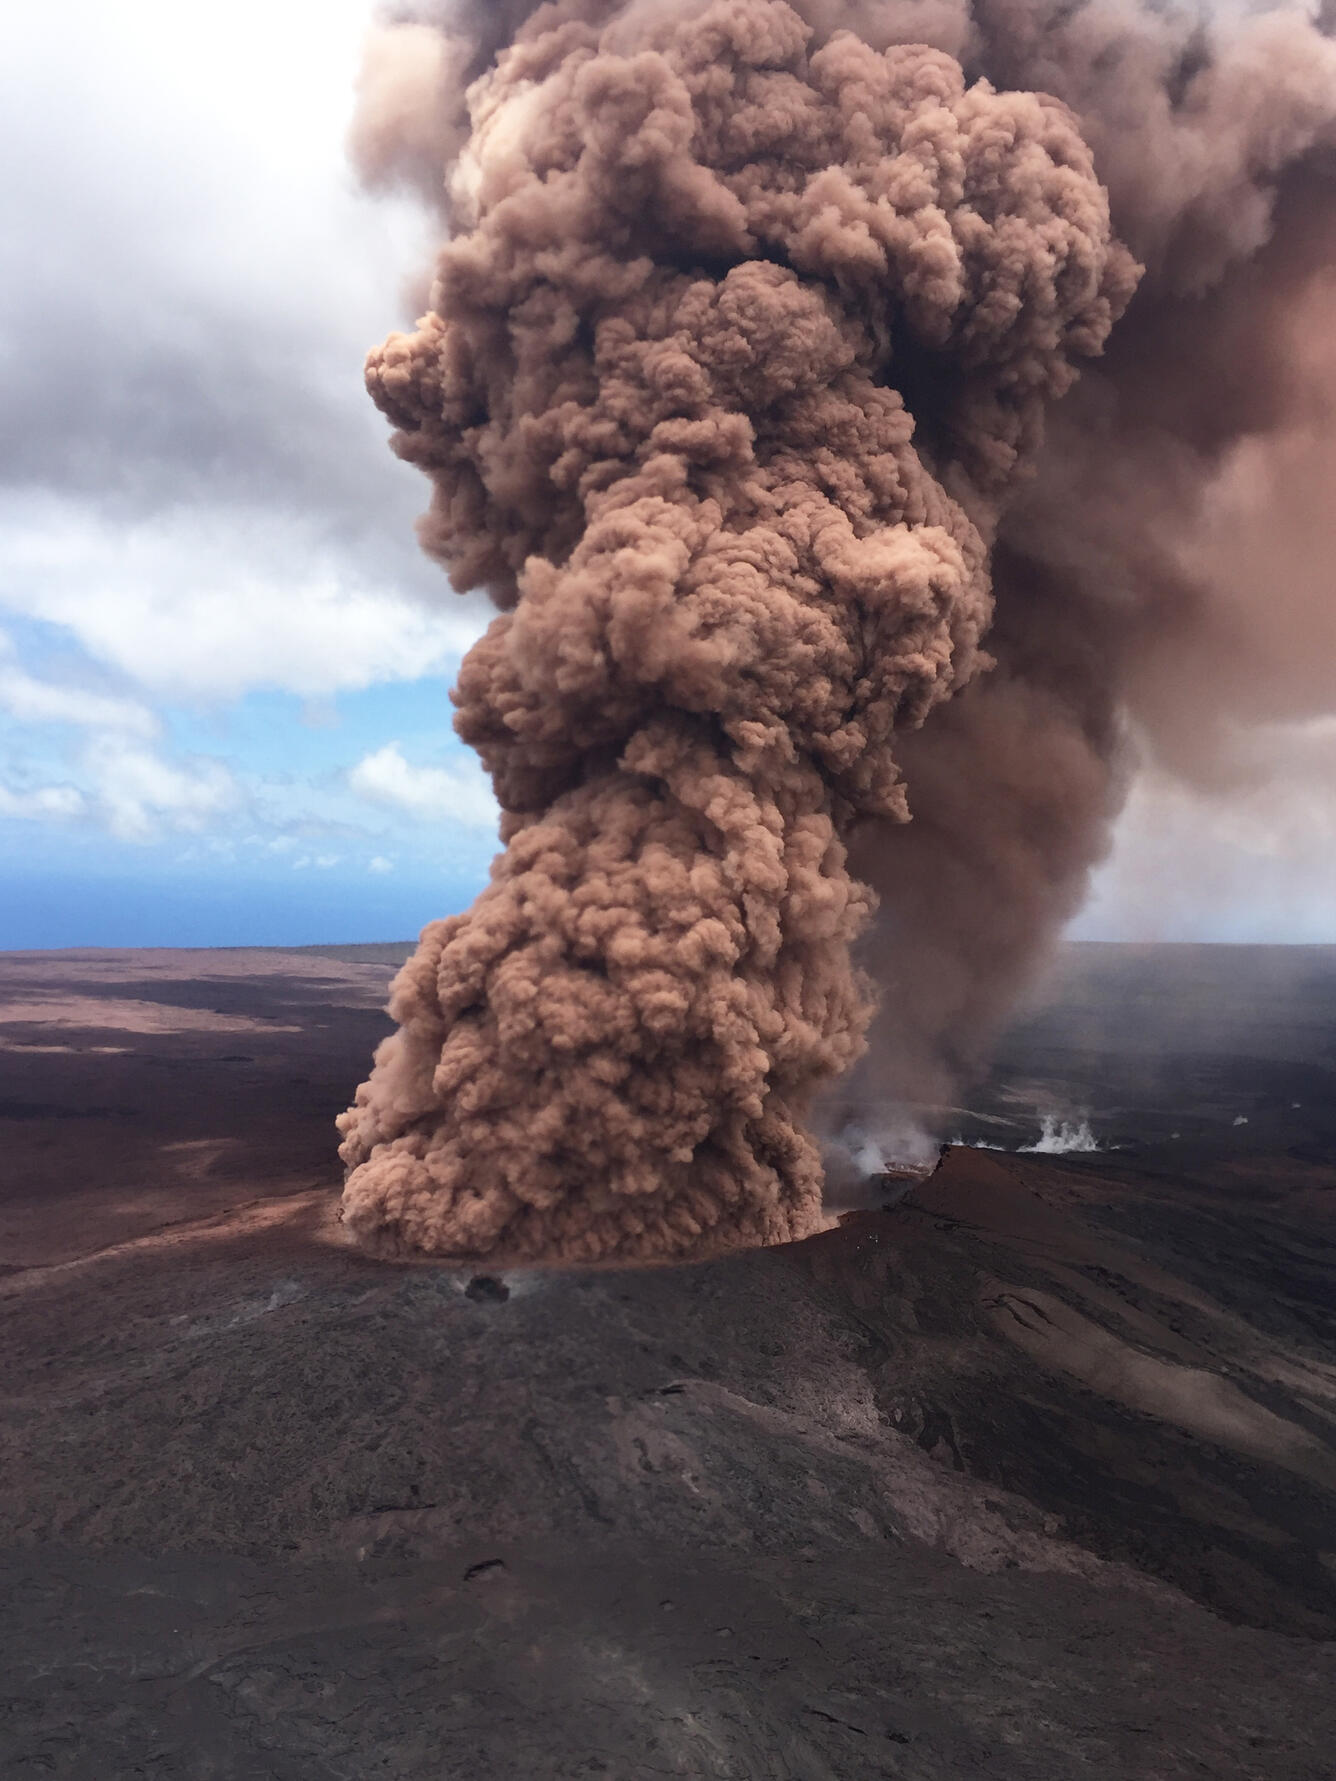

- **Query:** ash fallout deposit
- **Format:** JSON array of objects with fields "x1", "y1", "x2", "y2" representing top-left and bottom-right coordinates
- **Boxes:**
[{"x1": 339, "y1": 0, "x2": 1336, "y2": 1262}]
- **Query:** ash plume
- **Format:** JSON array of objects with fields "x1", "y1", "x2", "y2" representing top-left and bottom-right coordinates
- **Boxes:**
[
  {"x1": 838, "y1": 1, "x2": 1336, "y2": 1128},
  {"x1": 339, "y1": 0, "x2": 1336, "y2": 1261}
]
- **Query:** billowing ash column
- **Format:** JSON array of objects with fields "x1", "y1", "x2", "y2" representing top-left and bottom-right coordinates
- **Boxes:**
[{"x1": 338, "y1": 0, "x2": 1135, "y2": 1261}]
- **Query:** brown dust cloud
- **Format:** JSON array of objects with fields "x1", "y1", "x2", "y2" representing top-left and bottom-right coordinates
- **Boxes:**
[{"x1": 337, "y1": 0, "x2": 1336, "y2": 1262}]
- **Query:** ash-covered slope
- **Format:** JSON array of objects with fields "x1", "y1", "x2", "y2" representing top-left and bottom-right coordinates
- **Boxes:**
[{"x1": 1, "y1": 945, "x2": 1334, "y2": 1777}]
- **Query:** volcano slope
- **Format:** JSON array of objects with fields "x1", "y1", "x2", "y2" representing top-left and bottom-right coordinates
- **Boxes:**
[{"x1": 1, "y1": 942, "x2": 1333, "y2": 1779}]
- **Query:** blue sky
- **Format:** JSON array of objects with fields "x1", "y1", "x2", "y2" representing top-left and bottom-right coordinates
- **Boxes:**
[
  {"x1": 1, "y1": 0, "x2": 1333, "y2": 949},
  {"x1": 0, "y1": 0, "x2": 503, "y2": 947},
  {"x1": 0, "y1": 657, "x2": 498, "y2": 947}
]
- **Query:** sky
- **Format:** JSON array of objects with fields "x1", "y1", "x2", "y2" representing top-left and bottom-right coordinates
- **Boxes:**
[{"x1": 1, "y1": 0, "x2": 1332, "y2": 950}]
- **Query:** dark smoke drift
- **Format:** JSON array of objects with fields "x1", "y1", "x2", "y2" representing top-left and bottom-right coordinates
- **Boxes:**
[{"x1": 340, "y1": 0, "x2": 1336, "y2": 1261}]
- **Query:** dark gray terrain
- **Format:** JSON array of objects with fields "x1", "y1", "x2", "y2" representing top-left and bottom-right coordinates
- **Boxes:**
[{"x1": 1, "y1": 943, "x2": 1333, "y2": 1778}]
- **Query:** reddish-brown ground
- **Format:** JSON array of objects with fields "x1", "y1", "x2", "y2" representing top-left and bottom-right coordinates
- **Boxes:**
[{"x1": 1, "y1": 944, "x2": 1333, "y2": 1778}]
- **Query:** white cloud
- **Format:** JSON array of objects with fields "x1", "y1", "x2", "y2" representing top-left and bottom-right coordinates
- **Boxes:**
[
  {"x1": 349, "y1": 741, "x2": 498, "y2": 829},
  {"x1": 0, "y1": 493, "x2": 483, "y2": 703},
  {"x1": 0, "y1": 782, "x2": 86, "y2": 821},
  {"x1": 82, "y1": 737, "x2": 240, "y2": 843},
  {"x1": 0, "y1": 0, "x2": 506, "y2": 914},
  {"x1": 0, "y1": 657, "x2": 157, "y2": 737},
  {"x1": 0, "y1": 630, "x2": 241, "y2": 840},
  {"x1": 0, "y1": 1, "x2": 483, "y2": 710}
]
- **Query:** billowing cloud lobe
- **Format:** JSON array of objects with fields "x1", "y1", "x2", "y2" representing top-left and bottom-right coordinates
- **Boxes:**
[{"x1": 340, "y1": 0, "x2": 1336, "y2": 1259}]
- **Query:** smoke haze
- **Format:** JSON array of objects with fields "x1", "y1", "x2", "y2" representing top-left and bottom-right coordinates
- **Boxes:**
[{"x1": 339, "y1": 0, "x2": 1336, "y2": 1260}]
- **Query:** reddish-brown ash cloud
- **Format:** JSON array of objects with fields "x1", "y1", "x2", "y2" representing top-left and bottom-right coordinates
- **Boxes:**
[{"x1": 339, "y1": 0, "x2": 1336, "y2": 1258}]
